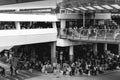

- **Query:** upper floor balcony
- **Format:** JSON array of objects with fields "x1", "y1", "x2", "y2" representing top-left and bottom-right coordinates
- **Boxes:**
[
  {"x1": 58, "y1": 28, "x2": 120, "y2": 43},
  {"x1": 0, "y1": 28, "x2": 57, "y2": 47},
  {"x1": 0, "y1": 13, "x2": 58, "y2": 47}
]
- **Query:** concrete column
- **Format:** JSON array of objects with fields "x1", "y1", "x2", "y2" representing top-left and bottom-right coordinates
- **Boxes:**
[
  {"x1": 52, "y1": 22, "x2": 57, "y2": 28},
  {"x1": 83, "y1": 12, "x2": 85, "y2": 27},
  {"x1": 60, "y1": 20, "x2": 66, "y2": 36},
  {"x1": 15, "y1": 22, "x2": 21, "y2": 30},
  {"x1": 16, "y1": 9, "x2": 20, "y2": 12},
  {"x1": 51, "y1": 42, "x2": 57, "y2": 63},
  {"x1": 104, "y1": 43, "x2": 107, "y2": 51},
  {"x1": 93, "y1": 43, "x2": 97, "y2": 55},
  {"x1": 15, "y1": 9, "x2": 21, "y2": 30},
  {"x1": 61, "y1": 20, "x2": 66, "y2": 29},
  {"x1": 118, "y1": 44, "x2": 120, "y2": 55},
  {"x1": 69, "y1": 46, "x2": 74, "y2": 62}
]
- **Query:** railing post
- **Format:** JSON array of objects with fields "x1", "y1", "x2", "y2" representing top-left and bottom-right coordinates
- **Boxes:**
[
  {"x1": 83, "y1": 12, "x2": 85, "y2": 27},
  {"x1": 88, "y1": 29, "x2": 90, "y2": 40},
  {"x1": 104, "y1": 29, "x2": 107, "y2": 41},
  {"x1": 79, "y1": 28, "x2": 81, "y2": 39}
]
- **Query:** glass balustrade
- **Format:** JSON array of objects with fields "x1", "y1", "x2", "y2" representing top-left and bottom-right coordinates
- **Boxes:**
[
  {"x1": 58, "y1": 28, "x2": 120, "y2": 42},
  {"x1": 97, "y1": 29, "x2": 106, "y2": 39},
  {"x1": 106, "y1": 29, "x2": 115, "y2": 40}
]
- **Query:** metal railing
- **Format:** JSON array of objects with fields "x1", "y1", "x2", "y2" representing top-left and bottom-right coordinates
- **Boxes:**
[{"x1": 58, "y1": 28, "x2": 120, "y2": 42}]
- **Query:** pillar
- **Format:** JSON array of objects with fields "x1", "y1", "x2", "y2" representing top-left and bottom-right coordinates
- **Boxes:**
[
  {"x1": 69, "y1": 46, "x2": 74, "y2": 62},
  {"x1": 83, "y1": 12, "x2": 85, "y2": 27},
  {"x1": 15, "y1": 9, "x2": 21, "y2": 30},
  {"x1": 104, "y1": 43, "x2": 107, "y2": 51},
  {"x1": 104, "y1": 43, "x2": 108, "y2": 54},
  {"x1": 15, "y1": 22, "x2": 21, "y2": 30},
  {"x1": 51, "y1": 42, "x2": 57, "y2": 64},
  {"x1": 16, "y1": 9, "x2": 20, "y2": 12},
  {"x1": 52, "y1": 22, "x2": 57, "y2": 28},
  {"x1": 93, "y1": 43, "x2": 97, "y2": 55},
  {"x1": 60, "y1": 20, "x2": 66, "y2": 36},
  {"x1": 61, "y1": 20, "x2": 66, "y2": 29},
  {"x1": 118, "y1": 44, "x2": 120, "y2": 55}
]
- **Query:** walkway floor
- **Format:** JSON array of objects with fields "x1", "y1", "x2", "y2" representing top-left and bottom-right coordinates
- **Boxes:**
[{"x1": 0, "y1": 62, "x2": 119, "y2": 80}]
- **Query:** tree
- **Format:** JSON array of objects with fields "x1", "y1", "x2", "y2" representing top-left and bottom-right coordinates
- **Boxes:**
[{"x1": 59, "y1": 0, "x2": 119, "y2": 8}]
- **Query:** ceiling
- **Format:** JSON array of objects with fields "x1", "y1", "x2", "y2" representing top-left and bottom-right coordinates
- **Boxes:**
[{"x1": 0, "y1": 0, "x2": 44, "y2": 5}]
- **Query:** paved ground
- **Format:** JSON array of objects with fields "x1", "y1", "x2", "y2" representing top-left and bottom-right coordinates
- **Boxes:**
[
  {"x1": 25, "y1": 70, "x2": 120, "y2": 80},
  {"x1": 0, "y1": 69, "x2": 118, "y2": 80},
  {"x1": 0, "y1": 62, "x2": 120, "y2": 80}
]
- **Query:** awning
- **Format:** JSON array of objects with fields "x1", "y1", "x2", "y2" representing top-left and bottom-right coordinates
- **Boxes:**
[
  {"x1": 65, "y1": 4, "x2": 120, "y2": 12},
  {"x1": 111, "y1": 4, "x2": 120, "y2": 9}
]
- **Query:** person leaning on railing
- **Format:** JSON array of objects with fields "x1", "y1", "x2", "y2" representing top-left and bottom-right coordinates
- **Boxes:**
[{"x1": 114, "y1": 30, "x2": 120, "y2": 40}]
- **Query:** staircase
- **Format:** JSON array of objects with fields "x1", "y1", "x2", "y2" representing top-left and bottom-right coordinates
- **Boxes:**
[{"x1": 0, "y1": 46, "x2": 12, "y2": 52}]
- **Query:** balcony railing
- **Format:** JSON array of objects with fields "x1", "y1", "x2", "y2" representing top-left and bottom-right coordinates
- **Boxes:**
[{"x1": 58, "y1": 28, "x2": 120, "y2": 42}]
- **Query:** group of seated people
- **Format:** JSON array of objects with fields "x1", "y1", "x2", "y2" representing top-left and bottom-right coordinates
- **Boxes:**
[
  {"x1": 21, "y1": 22, "x2": 53, "y2": 29},
  {"x1": 39, "y1": 51, "x2": 120, "y2": 76},
  {"x1": 11, "y1": 50, "x2": 119, "y2": 76},
  {"x1": 0, "y1": 48, "x2": 120, "y2": 77},
  {"x1": 0, "y1": 22, "x2": 53, "y2": 30},
  {"x1": 0, "y1": 22, "x2": 16, "y2": 30}
]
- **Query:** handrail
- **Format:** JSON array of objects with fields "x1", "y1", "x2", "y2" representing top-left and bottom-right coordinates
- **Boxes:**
[
  {"x1": 0, "y1": 28, "x2": 57, "y2": 36},
  {"x1": 58, "y1": 28, "x2": 120, "y2": 41}
]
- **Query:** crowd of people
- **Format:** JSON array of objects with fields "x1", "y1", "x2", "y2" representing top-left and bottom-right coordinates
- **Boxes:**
[
  {"x1": 62, "y1": 21, "x2": 120, "y2": 39},
  {"x1": 39, "y1": 51, "x2": 120, "y2": 76},
  {"x1": 0, "y1": 48, "x2": 119, "y2": 77},
  {"x1": 0, "y1": 19, "x2": 119, "y2": 77},
  {"x1": 0, "y1": 22, "x2": 16, "y2": 30},
  {"x1": 21, "y1": 22, "x2": 53, "y2": 29},
  {"x1": 0, "y1": 22, "x2": 53, "y2": 30}
]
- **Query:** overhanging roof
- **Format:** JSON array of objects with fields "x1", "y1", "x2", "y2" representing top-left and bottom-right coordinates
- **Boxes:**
[
  {"x1": 66, "y1": 4, "x2": 120, "y2": 13},
  {"x1": 0, "y1": 0, "x2": 57, "y2": 10}
]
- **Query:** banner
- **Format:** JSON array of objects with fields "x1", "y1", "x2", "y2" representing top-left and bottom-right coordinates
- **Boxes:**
[{"x1": 95, "y1": 13, "x2": 111, "y2": 19}]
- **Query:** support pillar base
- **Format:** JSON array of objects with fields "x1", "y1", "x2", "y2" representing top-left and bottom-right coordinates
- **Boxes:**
[{"x1": 69, "y1": 55, "x2": 74, "y2": 63}]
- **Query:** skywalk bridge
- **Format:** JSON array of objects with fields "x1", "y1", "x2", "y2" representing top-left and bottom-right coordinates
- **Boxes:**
[{"x1": 59, "y1": 28, "x2": 120, "y2": 44}]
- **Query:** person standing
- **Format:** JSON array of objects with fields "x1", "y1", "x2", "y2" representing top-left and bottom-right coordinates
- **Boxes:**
[
  {"x1": 13, "y1": 57, "x2": 19, "y2": 75},
  {"x1": 1, "y1": 67, "x2": 5, "y2": 77},
  {"x1": 10, "y1": 64, "x2": 13, "y2": 76}
]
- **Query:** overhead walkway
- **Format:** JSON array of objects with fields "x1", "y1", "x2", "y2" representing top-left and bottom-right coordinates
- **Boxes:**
[
  {"x1": 0, "y1": 13, "x2": 58, "y2": 47},
  {"x1": 59, "y1": 28, "x2": 120, "y2": 43},
  {"x1": 0, "y1": 28, "x2": 57, "y2": 47},
  {"x1": 0, "y1": 0, "x2": 58, "y2": 47}
]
